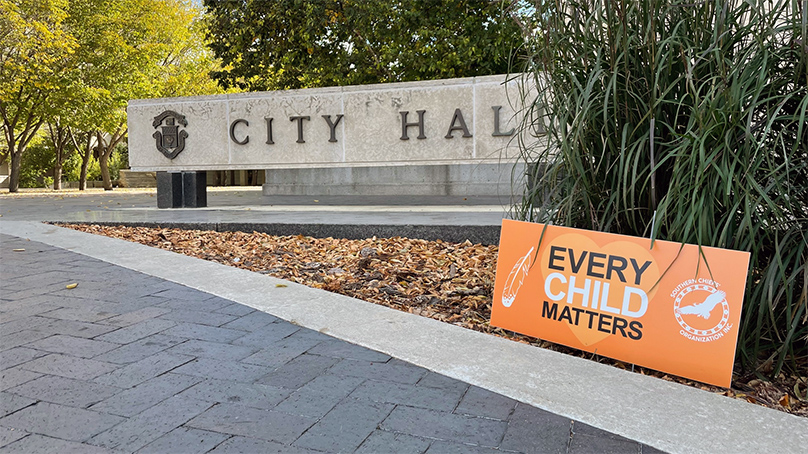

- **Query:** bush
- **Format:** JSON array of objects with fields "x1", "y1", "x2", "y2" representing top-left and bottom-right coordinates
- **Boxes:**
[
  {"x1": 515, "y1": 0, "x2": 807, "y2": 378},
  {"x1": 19, "y1": 140, "x2": 55, "y2": 188}
]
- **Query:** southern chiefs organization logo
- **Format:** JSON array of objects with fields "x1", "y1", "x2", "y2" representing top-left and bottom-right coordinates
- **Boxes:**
[
  {"x1": 153, "y1": 110, "x2": 188, "y2": 159},
  {"x1": 673, "y1": 281, "x2": 732, "y2": 342}
]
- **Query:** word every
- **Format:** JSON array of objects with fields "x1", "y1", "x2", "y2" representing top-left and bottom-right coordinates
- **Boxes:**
[{"x1": 228, "y1": 106, "x2": 517, "y2": 145}]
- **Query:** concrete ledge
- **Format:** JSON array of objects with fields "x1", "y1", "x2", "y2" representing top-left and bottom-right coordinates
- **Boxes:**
[
  {"x1": 262, "y1": 163, "x2": 524, "y2": 197},
  {"x1": 2, "y1": 220, "x2": 807, "y2": 454}
]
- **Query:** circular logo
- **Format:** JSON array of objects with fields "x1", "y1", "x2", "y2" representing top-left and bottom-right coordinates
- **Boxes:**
[{"x1": 673, "y1": 283, "x2": 730, "y2": 340}]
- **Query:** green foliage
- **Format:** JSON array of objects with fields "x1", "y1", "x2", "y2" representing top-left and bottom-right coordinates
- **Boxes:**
[
  {"x1": 64, "y1": 150, "x2": 99, "y2": 182},
  {"x1": 203, "y1": 0, "x2": 523, "y2": 91},
  {"x1": 515, "y1": 0, "x2": 807, "y2": 379},
  {"x1": 108, "y1": 143, "x2": 128, "y2": 181},
  {"x1": 19, "y1": 139, "x2": 55, "y2": 188}
]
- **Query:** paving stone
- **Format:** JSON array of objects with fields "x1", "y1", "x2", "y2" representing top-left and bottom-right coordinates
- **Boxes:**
[
  {"x1": 0, "y1": 393, "x2": 35, "y2": 418},
  {"x1": 30, "y1": 318, "x2": 119, "y2": 339},
  {"x1": 0, "y1": 329, "x2": 52, "y2": 351},
  {"x1": 172, "y1": 357, "x2": 273, "y2": 383},
  {"x1": 214, "y1": 302, "x2": 256, "y2": 317},
  {"x1": 34, "y1": 296, "x2": 120, "y2": 313},
  {"x1": 164, "y1": 339, "x2": 258, "y2": 361},
  {"x1": 89, "y1": 396, "x2": 212, "y2": 452},
  {"x1": 329, "y1": 358, "x2": 427, "y2": 384},
  {"x1": 0, "y1": 317, "x2": 51, "y2": 337},
  {"x1": 158, "y1": 309, "x2": 237, "y2": 327},
  {"x1": 219, "y1": 310, "x2": 278, "y2": 332},
  {"x1": 231, "y1": 321, "x2": 300, "y2": 347},
  {"x1": 573, "y1": 422, "x2": 633, "y2": 440},
  {"x1": 20, "y1": 353, "x2": 119, "y2": 380},
  {"x1": 151, "y1": 287, "x2": 214, "y2": 302},
  {"x1": 7, "y1": 271, "x2": 73, "y2": 288},
  {"x1": 207, "y1": 436, "x2": 320, "y2": 454},
  {"x1": 569, "y1": 432, "x2": 641, "y2": 454},
  {"x1": 177, "y1": 378, "x2": 291, "y2": 410},
  {"x1": 0, "y1": 434, "x2": 118, "y2": 453},
  {"x1": 156, "y1": 295, "x2": 232, "y2": 312},
  {"x1": 256, "y1": 354, "x2": 340, "y2": 389},
  {"x1": 0, "y1": 426, "x2": 27, "y2": 449},
  {"x1": 416, "y1": 371, "x2": 472, "y2": 393},
  {"x1": 39, "y1": 307, "x2": 118, "y2": 323},
  {"x1": 0, "y1": 287, "x2": 62, "y2": 301},
  {"x1": 0, "y1": 402, "x2": 124, "y2": 442},
  {"x1": 0, "y1": 303, "x2": 62, "y2": 325},
  {"x1": 349, "y1": 379, "x2": 466, "y2": 412},
  {"x1": 136, "y1": 427, "x2": 229, "y2": 454},
  {"x1": 287, "y1": 328, "x2": 334, "y2": 342},
  {"x1": 159, "y1": 322, "x2": 246, "y2": 343},
  {"x1": 6, "y1": 375, "x2": 122, "y2": 408},
  {"x1": 93, "y1": 352, "x2": 194, "y2": 388},
  {"x1": 93, "y1": 334, "x2": 186, "y2": 364},
  {"x1": 293, "y1": 397, "x2": 395, "y2": 453},
  {"x1": 0, "y1": 368, "x2": 42, "y2": 392},
  {"x1": 240, "y1": 336, "x2": 323, "y2": 367},
  {"x1": 186, "y1": 403, "x2": 316, "y2": 443},
  {"x1": 0, "y1": 348, "x2": 48, "y2": 370},
  {"x1": 306, "y1": 339, "x2": 392, "y2": 362},
  {"x1": 355, "y1": 430, "x2": 431, "y2": 454},
  {"x1": 454, "y1": 386, "x2": 517, "y2": 420},
  {"x1": 25, "y1": 334, "x2": 119, "y2": 359},
  {"x1": 94, "y1": 319, "x2": 176, "y2": 344},
  {"x1": 425, "y1": 440, "x2": 502, "y2": 453},
  {"x1": 0, "y1": 297, "x2": 62, "y2": 315},
  {"x1": 273, "y1": 375, "x2": 365, "y2": 418},
  {"x1": 102, "y1": 307, "x2": 171, "y2": 327},
  {"x1": 89, "y1": 373, "x2": 202, "y2": 417},
  {"x1": 499, "y1": 403, "x2": 571, "y2": 453},
  {"x1": 381, "y1": 406, "x2": 508, "y2": 448}
]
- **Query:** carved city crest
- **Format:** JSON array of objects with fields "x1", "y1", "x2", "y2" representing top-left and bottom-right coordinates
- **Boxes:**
[{"x1": 152, "y1": 110, "x2": 188, "y2": 159}]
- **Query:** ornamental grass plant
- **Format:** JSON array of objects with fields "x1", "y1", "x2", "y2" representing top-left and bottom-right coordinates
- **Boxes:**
[{"x1": 513, "y1": 0, "x2": 807, "y2": 380}]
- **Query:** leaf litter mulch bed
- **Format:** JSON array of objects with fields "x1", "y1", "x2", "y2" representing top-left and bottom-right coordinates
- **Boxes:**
[{"x1": 59, "y1": 224, "x2": 807, "y2": 417}]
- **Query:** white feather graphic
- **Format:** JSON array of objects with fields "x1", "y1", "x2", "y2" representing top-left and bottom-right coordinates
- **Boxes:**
[{"x1": 501, "y1": 247, "x2": 534, "y2": 307}]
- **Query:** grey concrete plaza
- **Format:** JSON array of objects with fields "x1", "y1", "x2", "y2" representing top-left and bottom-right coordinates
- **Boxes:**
[{"x1": 1, "y1": 189, "x2": 806, "y2": 454}]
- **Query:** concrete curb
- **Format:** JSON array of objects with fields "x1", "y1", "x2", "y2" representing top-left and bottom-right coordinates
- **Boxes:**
[{"x1": 2, "y1": 220, "x2": 806, "y2": 454}]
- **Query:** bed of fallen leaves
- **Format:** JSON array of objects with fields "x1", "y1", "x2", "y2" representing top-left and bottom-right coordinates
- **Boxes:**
[{"x1": 59, "y1": 223, "x2": 807, "y2": 418}]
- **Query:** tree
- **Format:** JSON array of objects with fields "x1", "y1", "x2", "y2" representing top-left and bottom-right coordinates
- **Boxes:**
[
  {"x1": 203, "y1": 0, "x2": 523, "y2": 91},
  {"x1": 63, "y1": 0, "x2": 217, "y2": 190},
  {"x1": 46, "y1": 119, "x2": 72, "y2": 189},
  {"x1": 0, "y1": 0, "x2": 75, "y2": 192}
]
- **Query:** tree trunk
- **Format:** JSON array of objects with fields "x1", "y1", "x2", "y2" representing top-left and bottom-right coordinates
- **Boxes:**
[
  {"x1": 8, "y1": 145, "x2": 21, "y2": 193},
  {"x1": 48, "y1": 122, "x2": 71, "y2": 191},
  {"x1": 53, "y1": 163, "x2": 63, "y2": 190},
  {"x1": 99, "y1": 152, "x2": 112, "y2": 191},
  {"x1": 79, "y1": 145, "x2": 91, "y2": 191}
]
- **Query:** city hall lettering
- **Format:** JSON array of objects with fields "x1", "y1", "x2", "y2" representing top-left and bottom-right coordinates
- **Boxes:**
[
  {"x1": 226, "y1": 107, "x2": 514, "y2": 147},
  {"x1": 127, "y1": 75, "x2": 538, "y2": 172}
]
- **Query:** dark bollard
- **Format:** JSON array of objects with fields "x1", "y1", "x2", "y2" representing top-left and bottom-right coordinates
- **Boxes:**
[
  {"x1": 156, "y1": 171, "x2": 183, "y2": 209},
  {"x1": 182, "y1": 171, "x2": 207, "y2": 208}
]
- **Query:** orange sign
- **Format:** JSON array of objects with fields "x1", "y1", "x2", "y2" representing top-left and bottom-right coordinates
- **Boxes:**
[{"x1": 491, "y1": 219, "x2": 751, "y2": 387}]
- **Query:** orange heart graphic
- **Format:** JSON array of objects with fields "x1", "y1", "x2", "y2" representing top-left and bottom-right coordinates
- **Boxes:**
[{"x1": 537, "y1": 233, "x2": 660, "y2": 347}]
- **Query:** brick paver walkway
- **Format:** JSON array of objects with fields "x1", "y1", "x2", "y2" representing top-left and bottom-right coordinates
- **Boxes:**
[{"x1": 1, "y1": 234, "x2": 659, "y2": 453}]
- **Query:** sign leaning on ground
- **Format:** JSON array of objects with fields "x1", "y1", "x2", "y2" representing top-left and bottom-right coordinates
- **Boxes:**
[
  {"x1": 491, "y1": 219, "x2": 751, "y2": 388},
  {"x1": 127, "y1": 75, "x2": 539, "y2": 172}
]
